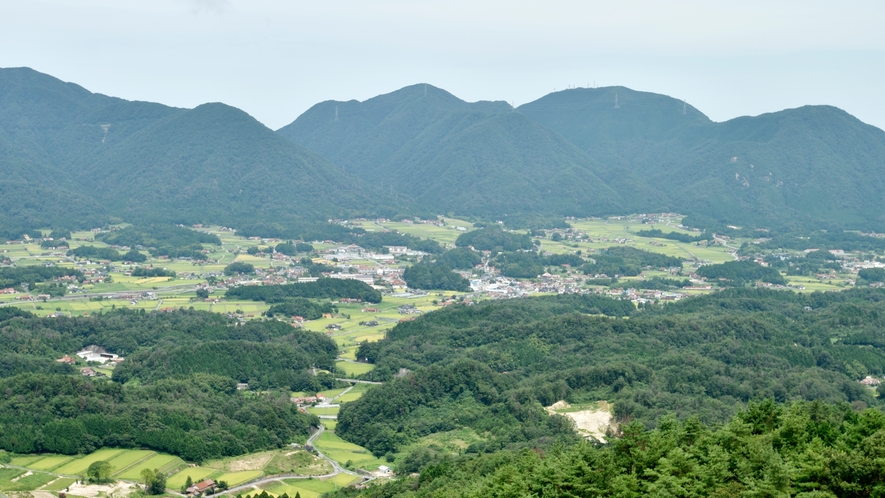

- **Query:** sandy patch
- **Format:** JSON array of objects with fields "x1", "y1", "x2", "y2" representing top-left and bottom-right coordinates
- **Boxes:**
[
  {"x1": 546, "y1": 401, "x2": 614, "y2": 442},
  {"x1": 225, "y1": 452, "x2": 274, "y2": 472},
  {"x1": 66, "y1": 480, "x2": 138, "y2": 498}
]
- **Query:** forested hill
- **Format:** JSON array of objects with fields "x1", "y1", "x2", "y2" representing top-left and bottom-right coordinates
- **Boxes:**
[
  {"x1": 519, "y1": 86, "x2": 885, "y2": 230},
  {"x1": 277, "y1": 84, "x2": 630, "y2": 218},
  {"x1": 0, "y1": 67, "x2": 400, "y2": 234},
  {"x1": 282, "y1": 83, "x2": 885, "y2": 230},
  {"x1": 337, "y1": 289, "x2": 885, "y2": 459}
]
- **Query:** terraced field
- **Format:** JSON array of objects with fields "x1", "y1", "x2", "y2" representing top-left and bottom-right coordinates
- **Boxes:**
[
  {"x1": 54, "y1": 448, "x2": 126, "y2": 475},
  {"x1": 115, "y1": 453, "x2": 182, "y2": 480},
  {"x1": 27, "y1": 456, "x2": 73, "y2": 471},
  {"x1": 167, "y1": 467, "x2": 217, "y2": 489},
  {"x1": 215, "y1": 470, "x2": 263, "y2": 486}
]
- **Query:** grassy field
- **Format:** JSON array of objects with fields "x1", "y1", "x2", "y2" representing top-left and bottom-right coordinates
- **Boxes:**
[
  {"x1": 115, "y1": 453, "x2": 182, "y2": 479},
  {"x1": 307, "y1": 406, "x2": 340, "y2": 416},
  {"x1": 335, "y1": 360, "x2": 375, "y2": 377},
  {"x1": 0, "y1": 471, "x2": 57, "y2": 492},
  {"x1": 261, "y1": 475, "x2": 361, "y2": 498},
  {"x1": 336, "y1": 383, "x2": 373, "y2": 403},
  {"x1": 27, "y1": 455, "x2": 73, "y2": 470},
  {"x1": 43, "y1": 477, "x2": 78, "y2": 491},
  {"x1": 215, "y1": 470, "x2": 263, "y2": 486},
  {"x1": 105, "y1": 450, "x2": 154, "y2": 475},
  {"x1": 314, "y1": 432, "x2": 384, "y2": 470},
  {"x1": 322, "y1": 419, "x2": 338, "y2": 431},
  {"x1": 167, "y1": 467, "x2": 217, "y2": 489},
  {"x1": 54, "y1": 448, "x2": 126, "y2": 475},
  {"x1": 8, "y1": 456, "x2": 45, "y2": 467}
]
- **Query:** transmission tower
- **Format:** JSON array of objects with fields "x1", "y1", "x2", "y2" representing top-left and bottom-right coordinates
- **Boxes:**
[
  {"x1": 335, "y1": 105, "x2": 338, "y2": 122},
  {"x1": 614, "y1": 93, "x2": 620, "y2": 109}
]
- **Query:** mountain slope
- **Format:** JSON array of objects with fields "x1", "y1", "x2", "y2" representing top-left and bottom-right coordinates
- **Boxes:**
[
  {"x1": 520, "y1": 87, "x2": 885, "y2": 229},
  {"x1": 0, "y1": 67, "x2": 396, "y2": 232},
  {"x1": 278, "y1": 84, "x2": 637, "y2": 217}
]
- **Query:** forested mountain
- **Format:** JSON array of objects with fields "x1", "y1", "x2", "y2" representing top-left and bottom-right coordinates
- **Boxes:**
[
  {"x1": 278, "y1": 84, "x2": 628, "y2": 218},
  {"x1": 282, "y1": 83, "x2": 885, "y2": 230},
  {"x1": 339, "y1": 289, "x2": 885, "y2": 458},
  {"x1": 519, "y1": 87, "x2": 885, "y2": 230},
  {"x1": 0, "y1": 67, "x2": 398, "y2": 235},
  {"x1": 4, "y1": 67, "x2": 885, "y2": 233}
]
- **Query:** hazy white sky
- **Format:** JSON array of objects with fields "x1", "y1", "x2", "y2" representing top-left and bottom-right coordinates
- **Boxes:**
[{"x1": 2, "y1": 0, "x2": 883, "y2": 130}]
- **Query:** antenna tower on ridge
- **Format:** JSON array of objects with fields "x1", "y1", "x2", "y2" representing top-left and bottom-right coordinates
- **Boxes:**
[
  {"x1": 614, "y1": 93, "x2": 620, "y2": 109},
  {"x1": 335, "y1": 105, "x2": 338, "y2": 122},
  {"x1": 682, "y1": 100, "x2": 687, "y2": 115},
  {"x1": 424, "y1": 84, "x2": 427, "y2": 97}
]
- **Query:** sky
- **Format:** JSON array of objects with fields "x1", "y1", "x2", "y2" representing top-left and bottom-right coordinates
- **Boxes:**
[{"x1": 2, "y1": 0, "x2": 884, "y2": 131}]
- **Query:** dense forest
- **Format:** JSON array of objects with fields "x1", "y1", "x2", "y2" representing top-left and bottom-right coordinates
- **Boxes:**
[
  {"x1": 582, "y1": 246, "x2": 683, "y2": 276},
  {"x1": 0, "y1": 308, "x2": 338, "y2": 461},
  {"x1": 492, "y1": 251, "x2": 584, "y2": 278},
  {"x1": 696, "y1": 260, "x2": 787, "y2": 286},
  {"x1": 96, "y1": 225, "x2": 221, "y2": 259},
  {"x1": 402, "y1": 262, "x2": 470, "y2": 292},
  {"x1": 339, "y1": 289, "x2": 885, "y2": 460},
  {"x1": 331, "y1": 400, "x2": 885, "y2": 497},
  {"x1": 264, "y1": 298, "x2": 337, "y2": 320},
  {"x1": 225, "y1": 279, "x2": 382, "y2": 303},
  {"x1": 0, "y1": 372, "x2": 316, "y2": 462}
]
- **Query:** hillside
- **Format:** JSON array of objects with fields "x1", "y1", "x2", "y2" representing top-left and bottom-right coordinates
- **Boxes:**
[
  {"x1": 0, "y1": 67, "x2": 397, "y2": 234},
  {"x1": 520, "y1": 87, "x2": 885, "y2": 230},
  {"x1": 278, "y1": 85, "x2": 635, "y2": 218},
  {"x1": 339, "y1": 289, "x2": 885, "y2": 457}
]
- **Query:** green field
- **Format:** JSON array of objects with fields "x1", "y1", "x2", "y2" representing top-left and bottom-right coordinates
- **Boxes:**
[
  {"x1": 105, "y1": 450, "x2": 154, "y2": 474},
  {"x1": 215, "y1": 470, "x2": 263, "y2": 486},
  {"x1": 43, "y1": 477, "x2": 78, "y2": 491},
  {"x1": 115, "y1": 453, "x2": 182, "y2": 479},
  {"x1": 314, "y1": 432, "x2": 384, "y2": 470},
  {"x1": 261, "y1": 475, "x2": 360, "y2": 498},
  {"x1": 0, "y1": 471, "x2": 57, "y2": 492},
  {"x1": 54, "y1": 448, "x2": 127, "y2": 475},
  {"x1": 335, "y1": 360, "x2": 375, "y2": 377},
  {"x1": 307, "y1": 406, "x2": 340, "y2": 416},
  {"x1": 167, "y1": 467, "x2": 217, "y2": 489},
  {"x1": 8, "y1": 456, "x2": 45, "y2": 467},
  {"x1": 322, "y1": 419, "x2": 338, "y2": 431},
  {"x1": 336, "y1": 383, "x2": 373, "y2": 403},
  {"x1": 28, "y1": 455, "x2": 73, "y2": 470}
]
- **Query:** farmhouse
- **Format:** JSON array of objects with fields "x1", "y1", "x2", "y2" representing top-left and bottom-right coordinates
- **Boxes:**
[{"x1": 186, "y1": 479, "x2": 216, "y2": 496}]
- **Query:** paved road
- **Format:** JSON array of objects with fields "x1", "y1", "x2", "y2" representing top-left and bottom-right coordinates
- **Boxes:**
[{"x1": 205, "y1": 426, "x2": 367, "y2": 498}]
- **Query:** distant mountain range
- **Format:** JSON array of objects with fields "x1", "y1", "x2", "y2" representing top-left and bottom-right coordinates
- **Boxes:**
[
  {"x1": 282, "y1": 84, "x2": 885, "y2": 231},
  {"x1": 2, "y1": 67, "x2": 884, "y2": 234},
  {"x1": 0, "y1": 67, "x2": 397, "y2": 236}
]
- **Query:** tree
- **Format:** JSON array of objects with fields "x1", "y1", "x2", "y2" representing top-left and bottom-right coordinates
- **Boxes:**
[
  {"x1": 87, "y1": 461, "x2": 114, "y2": 484},
  {"x1": 195, "y1": 288, "x2": 210, "y2": 299},
  {"x1": 150, "y1": 471, "x2": 167, "y2": 495},
  {"x1": 141, "y1": 468, "x2": 156, "y2": 490}
]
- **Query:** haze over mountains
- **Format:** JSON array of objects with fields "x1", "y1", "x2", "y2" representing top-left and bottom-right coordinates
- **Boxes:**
[
  {"x1": 0, "y1": 67, "x2": 395, "y2": 235},
  {"x1": 2, "y1": 66, "x2": 885, "y2": 235}
]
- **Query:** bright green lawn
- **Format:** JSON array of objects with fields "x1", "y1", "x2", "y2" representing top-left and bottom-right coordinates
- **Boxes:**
[
  {"x1": 105, "y1": 450, "x2": 154, "y2": 474},
  {"x1": 54, "y1": 448, "x2": 126, "y2": 475},
  {"x1": 335, "y1": 361, "x2": 374, "y2": 377},
  {"x1": 28, "y1": 455, "x2": 73, "y2": 470},
  {"x1": 115, "y1": 454, "x2": 181, "y2": 479},
  {"x1": 215, "y1": 470, "x2": 263, "y2": 486}
]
